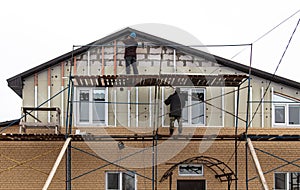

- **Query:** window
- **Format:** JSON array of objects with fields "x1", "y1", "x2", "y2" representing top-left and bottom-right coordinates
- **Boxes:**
[
  {"x1": 77, "y1": 87, "x2": 107, "y2": 125},
  {"x1": 275, "y1": 106, "x2": 285, "y2": 124},
  {"x1": 181, "y1": 88, "x2": 205, "y2": 125},
  {"x1": 178, "y1": 164, "x2": 204, "y2": 176},
  {"x1": 289, "y1": 105, "x2": 300, "y2": 125},
  {"x1": 273, "y1": 94, "x2": 300, "y2": 127},
  {"x1": 275, "y1": 173, "x2": 287, "y2": 190},
  {"x1": 274, "y1": 172, "x2": 300, "y2": 190},
  {"x1": 106, "y1": 171, "x2": 136, "y2": 190}
]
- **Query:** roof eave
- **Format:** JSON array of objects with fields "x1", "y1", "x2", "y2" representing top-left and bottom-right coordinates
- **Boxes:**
[{"x1": 7, "y1": 27, "x2": 300, "y2": 98}]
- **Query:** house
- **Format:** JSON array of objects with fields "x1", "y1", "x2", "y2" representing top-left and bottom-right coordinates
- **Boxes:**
[{"x1": 2, "y1": 27, "x2": 300, "y2": 189}]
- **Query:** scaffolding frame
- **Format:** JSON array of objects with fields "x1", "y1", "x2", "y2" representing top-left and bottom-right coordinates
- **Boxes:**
[{"x1": 2, "y1": 40, "x2": 300, "y2": 190}]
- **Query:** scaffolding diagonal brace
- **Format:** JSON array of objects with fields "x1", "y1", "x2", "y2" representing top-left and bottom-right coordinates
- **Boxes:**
[
  {"x1": 43, "y1": 137, "x2": 72, "y2": 190},
  {"x1": 247, "y1": 138, "x2": 269, "y2": 190}
]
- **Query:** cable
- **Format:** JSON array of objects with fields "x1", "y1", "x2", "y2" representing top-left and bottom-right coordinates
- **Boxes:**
[
  {"x1": 231, "y1": 9, "x2": 300, "y2": 59},
  {"x1": 223, "y1": 140, "x2": 243, "y2": 171},
  {"x1": 247, "y1": 18, "x2": 300, "y2": 131}
]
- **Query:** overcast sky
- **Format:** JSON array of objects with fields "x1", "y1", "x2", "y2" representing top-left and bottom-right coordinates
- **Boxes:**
[{"x1": 0, "y1": 0, "x2": 300, "y2": 121}]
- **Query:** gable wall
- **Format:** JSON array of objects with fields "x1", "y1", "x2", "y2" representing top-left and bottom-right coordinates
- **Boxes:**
[{"x1": 21, "y1": 37, "x2": 300, "y2": 129}]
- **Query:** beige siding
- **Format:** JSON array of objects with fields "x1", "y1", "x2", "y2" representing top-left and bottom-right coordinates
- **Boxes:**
[
  {"x1": 23, "y1": 75, "x2": 35, "y2": 108},
  {"x1": 21, "y1": 37, "x2": 300, "y2": 130}
]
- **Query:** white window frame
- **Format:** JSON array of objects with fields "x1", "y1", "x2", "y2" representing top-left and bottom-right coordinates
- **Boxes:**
[
  {"x1": 178, "y1": 164, "x2": 204, "y2": 176},
  {"x1": 274, "y1": 172, "x2": 300, "y2": 190},
  {"x1": 181, "y1": 88, "x2": 206, "y2": 126},
  {"x1": 75, "y1": 87, "x2": 108, "y2": 126},
  {"x1": 272, "y1": 94, "x2": 300, "y2": 127},
  {"x1": 105, "y1": 171, "x2": 137, "y2": 190}
]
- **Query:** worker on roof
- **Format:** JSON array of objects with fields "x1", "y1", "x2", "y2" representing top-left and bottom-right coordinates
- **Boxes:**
[{"x1": 123, "y1": 32, "x2": 139, "y2": 74}]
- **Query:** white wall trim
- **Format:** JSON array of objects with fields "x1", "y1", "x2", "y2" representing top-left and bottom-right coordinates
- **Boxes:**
[
  {"x1": 114, "y1": 89, "x2": 117, "y2": 127},
  {"x1": 222, "y1": 87, "x2": 225, "y2": 127},
  {"x1": 149, "y1": 87, "x2": 152, "y2": 128},
  {"x1": 261, "y1": 87, "x2": 264, "y2": 128},
  {"x1": 127, "y1": 89, "x2": 131, "y2": 127},
  {"x1": 136, "y1": 87, "x2": 139, "y2": 127}
]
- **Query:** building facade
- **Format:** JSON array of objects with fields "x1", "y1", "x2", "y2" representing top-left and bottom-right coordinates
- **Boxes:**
[{"x1": 2, "y1": 27, "x2": 300, "y2": 189}]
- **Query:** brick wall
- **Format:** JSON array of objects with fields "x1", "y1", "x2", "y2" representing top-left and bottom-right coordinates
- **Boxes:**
[{"x1": 1, "y1": 137, "x2": 300, "y2": 189}]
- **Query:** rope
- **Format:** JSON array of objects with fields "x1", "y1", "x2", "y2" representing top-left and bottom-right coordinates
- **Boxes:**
[
  {"x1": 0, "y1": 147, "x2": 62, "y2": 181},
  {"x1": 231, "y1": 9, "x2": 300, "y2": 59},
  {"x1": 247, "y1": 18, "x2": 300, "y2": 131}
]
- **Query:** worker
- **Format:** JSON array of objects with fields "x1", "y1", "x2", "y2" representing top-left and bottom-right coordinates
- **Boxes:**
[
  {"x1": 123, "y1": 32, "x2": 139, "y2": 74},
  {"x1": 164, "y1": 87, "x2": 185, "y2": 135}
]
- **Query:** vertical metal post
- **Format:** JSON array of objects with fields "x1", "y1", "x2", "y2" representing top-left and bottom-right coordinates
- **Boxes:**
[
  {"x1": 169, "y1": 173, "x2": 172, "y2": 190},
  {"x1": 67, "y1": 66, "x2": 74, "y2": 190},
  {"x1": 65, "y1": 46, "x2": 75, "y2": 190},
  {"x1": 152, "y1": 84, "x2": 158, "y2": 190},
  {"x1": 235, "y1": 85, "x2": 240, "y2": 190},
  {"x1": 245, "y1": 44, "x2": 253, "y2": 190},
  {"x1": 152, "y1": 47, "x2": 164, "y2": 190},
  {"x1": 66, "y1": 141, "x2": 72, "y2": 190}
]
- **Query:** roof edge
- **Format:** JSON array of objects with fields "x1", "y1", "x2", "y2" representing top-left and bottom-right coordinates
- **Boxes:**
[{"x1": 7, "y1": 27, "x2": 300, "y2": 98}]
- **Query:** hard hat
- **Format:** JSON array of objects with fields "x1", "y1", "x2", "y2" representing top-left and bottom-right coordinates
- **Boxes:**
[{"x1": 130, "y1": 32, "x2": 136, "y2": 38}]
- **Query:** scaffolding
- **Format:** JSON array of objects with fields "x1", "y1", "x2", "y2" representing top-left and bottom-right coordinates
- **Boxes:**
[
  {"x1": 0, "y1": 43, "x2": 282, "y2": 190},
  {"x1": 2, "y1": 18, "x2": 300, "y2": 189}
]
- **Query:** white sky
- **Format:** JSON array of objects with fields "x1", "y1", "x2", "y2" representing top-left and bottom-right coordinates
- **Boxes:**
[{"x1": 0, "y1": 0, "x2": 300, "y2": 121}]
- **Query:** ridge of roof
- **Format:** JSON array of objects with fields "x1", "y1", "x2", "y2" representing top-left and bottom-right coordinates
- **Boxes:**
[{"x1": 7, "y1": 27, "x2": 300, "y2": 98}]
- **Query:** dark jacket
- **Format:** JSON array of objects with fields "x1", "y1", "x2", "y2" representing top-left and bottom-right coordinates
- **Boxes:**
[
  {"x1": 123, "y1": 37, "x2": 138, "y2": 58},
  {"x1": 164, "y1": 91, "x2": 185, "y2": 117}
]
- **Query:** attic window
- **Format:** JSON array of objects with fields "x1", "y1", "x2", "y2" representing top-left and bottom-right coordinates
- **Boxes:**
[{"x1": 273, "y1": 94, "x2": 300, "y2": 126}]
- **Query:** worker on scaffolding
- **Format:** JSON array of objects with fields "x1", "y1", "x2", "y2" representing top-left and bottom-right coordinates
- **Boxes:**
[
  {"x1": 123, "y1": 32, "x2": 139, "y2": 74},
  {"x1": 164, "y1": 87, "x2": 185, "y2": 135}
]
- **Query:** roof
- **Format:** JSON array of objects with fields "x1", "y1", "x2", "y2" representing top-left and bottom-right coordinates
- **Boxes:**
[
  {"x1": 7, "y1": 27, "x2": 300, "y2": 98},
  {"x1": 0, "y1": 119, "x2": 20, "y2": 128}
]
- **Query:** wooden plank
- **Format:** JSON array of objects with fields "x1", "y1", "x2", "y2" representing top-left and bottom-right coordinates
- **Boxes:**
[
  {"x1": 247, "y1": 138, "x2": 269, "y2": 190},
  {"x1": 73, "y1": 74, "x2": 248, "y2": 87},
  {"x1": 43, "y1": 137, "x2": 72, "y2": 190}
]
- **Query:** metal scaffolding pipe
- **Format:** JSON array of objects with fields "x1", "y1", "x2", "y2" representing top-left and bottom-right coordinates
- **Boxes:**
[{"x1": 43, "y1": 137, "x2": 72, "y2": 190}]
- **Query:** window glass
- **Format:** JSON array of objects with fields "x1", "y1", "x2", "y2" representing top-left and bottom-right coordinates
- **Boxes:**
[
  {"x1": 79, "y1": 90, "x2": 89, "y2": 122},
  {"x1": 275, "y1": 173, "x2": 286, "y2": 189},
  {"x1": 191, "y1": 89, "x2": 204, "y2": 124},
  {"x1": 289, "y1": 105, "x2": 300, "y2": 125},
  {"x1": 93, "y1": 89, "x2": 106, "y2": 123},
  {"x1": 181, "y1": 91, "x2": 189, "y2": 124},
  {"x1": 290, "y1": 172, "x2": 300, "y2": 189},
  {"x1": 78, "y1": 88, "x2": 107, "y2": 125},
  {"x1": 274, "y1": 94, "x2": 294, "y2": 103},
  {"x1": 275, "y1": 106, "x2": 285, "y2": 124},
  {"x1": 178, "y1": 164, "x2": 203, "y2": 176},
  {"x1": 106, "y1": 172, "x2": 135, "y2": 190},
  {"x1": 122, "y1": 172, "x2": 135, "y2": 190},
  {"x1": 107, "y1": 173, "x2": 119, "y2": 190},
  {"x1": 181, "y1": 88, "x2": 205, "y2": 125}
]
